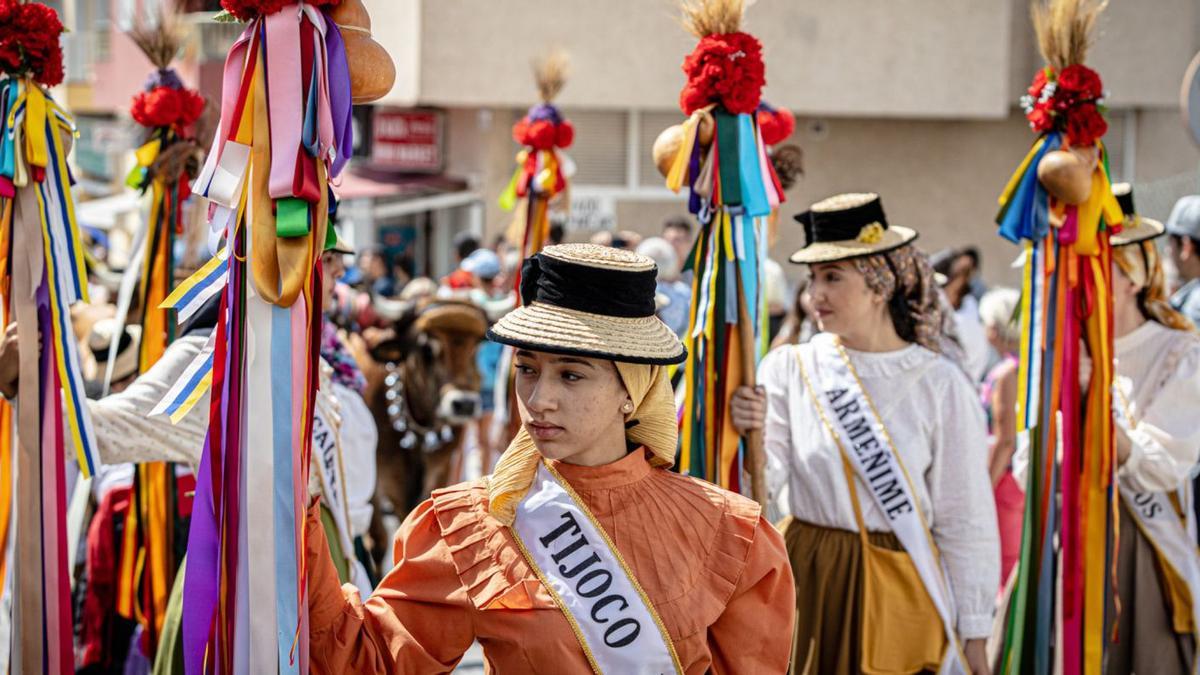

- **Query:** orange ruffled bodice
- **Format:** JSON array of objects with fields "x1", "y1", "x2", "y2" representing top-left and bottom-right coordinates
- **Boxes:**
[{"x1": 307, "y1": 449, "x2": 794, "y2": 674}]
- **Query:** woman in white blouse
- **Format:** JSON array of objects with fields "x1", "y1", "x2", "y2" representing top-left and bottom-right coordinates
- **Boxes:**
[
  {"x1": 732, "y1": 193, "x2": 998, "y2": 675},
  {"x1": 1099, "y1": 186, "x2": 1200, "y2": 675}
]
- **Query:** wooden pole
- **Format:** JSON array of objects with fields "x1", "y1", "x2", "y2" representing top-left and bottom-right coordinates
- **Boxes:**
[{"x1": 734, "y1": 258, "x2": 767, "y2": 509}]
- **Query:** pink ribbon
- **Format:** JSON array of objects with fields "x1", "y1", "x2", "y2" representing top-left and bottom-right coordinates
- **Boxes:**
[{"x1": 266, "y1": 6, "x2": 305, "y2": 200}]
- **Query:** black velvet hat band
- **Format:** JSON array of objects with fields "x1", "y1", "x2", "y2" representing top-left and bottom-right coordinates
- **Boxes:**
[
  {"x1": 794, "y1": 195, "x2": 890, "y2": 245},
  {"x1": 519, "y1": 253, "x2": 658, "y2": 318},
  {"x1": 1116, "y1": 190, "x2": 1135, "y2": 219}
]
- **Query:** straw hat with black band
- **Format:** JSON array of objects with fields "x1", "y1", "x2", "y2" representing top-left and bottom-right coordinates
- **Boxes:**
[
  {"x1": 488, "y1": 243, "x2": 687, "y2": 366},
  {"x1": 486, "y1": 243, "x2": 685, "y2": 525},
  {"x1": 1108, "y1": 183, "x2": 1194, "y2": 333},
  {"x1": 789, "y1": 192, "x2": 918, "y2": 264},
  {"x1": 1110, "y1": 182, "x2": 1165, "y2": 247}
]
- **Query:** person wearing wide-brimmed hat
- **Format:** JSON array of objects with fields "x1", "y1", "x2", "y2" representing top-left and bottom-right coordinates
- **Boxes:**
[
  {"x1": 1061, "y1": 184, "x2": 1200, "y2": 674},
  {"x1": 303, "y1": 243, "x2": 794, "y2": 674},
  {"x1": 731, "y1": 193, "x2": 998, "y2": 674}
]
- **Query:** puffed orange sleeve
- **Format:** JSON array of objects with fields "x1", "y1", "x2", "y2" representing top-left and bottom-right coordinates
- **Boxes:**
[
  {"x1": 306, "y1": 499, "x2": 476, "y2": 674},
  {"x1": 706, "y1": 515, "x2": 796, "y2": 674}
]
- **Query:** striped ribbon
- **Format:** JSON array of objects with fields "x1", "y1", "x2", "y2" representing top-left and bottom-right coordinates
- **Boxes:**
[
  {"x1": 0, "y1": 76, "x2": 98, "y2": 675},
  {"x1": 181, "y1": 5, "x2": 347, "y2": 673},
  {"x1": 996, "y1": 132, "x2": 1124, "y2": 675},
  {"x1": 112, "y1": 121, "x2": 200, "y2": 651}
]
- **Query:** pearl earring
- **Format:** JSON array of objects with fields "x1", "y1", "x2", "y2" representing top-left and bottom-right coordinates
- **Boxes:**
[{"x1": 622, "y1": 402, "x2": 634, "y2": 414}]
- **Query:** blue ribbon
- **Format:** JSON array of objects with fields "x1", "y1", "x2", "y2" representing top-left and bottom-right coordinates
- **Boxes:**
[
  {"x1": 0, "y1": 79, "x2": 19, "y2": 181},
  {"x1": 271, "y1": 304, "x2": 301, "y2": 675},
  {"x1": 736, "y1": 114, "x2": 769, "y2": 218},
  {"x1": 998, "y1": 133, "x2": 1060, "y2": 244}
]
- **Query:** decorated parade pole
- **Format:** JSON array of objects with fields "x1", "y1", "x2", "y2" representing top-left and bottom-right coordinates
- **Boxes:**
[
  {"x1": 500, "y1": 49, "x2": 575, "y2": 289},
  {"x1": 166, "y1": 1, "x2": 392, "y2": 672},
  {"x1": 0, "y1": 2, "x2": 100, "y2": 672},
  {"x1": 112, "y1": 9, "x2": 208, "y2": 653},
  {"x1": 995, "y1": 1, "x2": 1124, "y2": 673},
  {"x1": 495, "y1": 50, "x2": 575, "y2": 451},
  {"x1": 654, "y1": 0, "x2": 785, "y2": 504}
]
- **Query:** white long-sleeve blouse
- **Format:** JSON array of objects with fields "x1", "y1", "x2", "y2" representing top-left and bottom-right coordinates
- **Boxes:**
[
  {"x1": 758, "y1": 340, "x2": 1000, "y2": 639},
  {"x1": 1112, "y1": 320, "x2": 1200, "y2": 494}
]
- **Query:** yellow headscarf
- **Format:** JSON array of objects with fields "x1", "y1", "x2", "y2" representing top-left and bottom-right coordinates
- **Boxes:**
[
  {"x1": 487, "y1": 362, "x2": 677, "y2": 526},
  {"x1": 1113, "y1": 241, "x2": 1196, "y2": 333}
]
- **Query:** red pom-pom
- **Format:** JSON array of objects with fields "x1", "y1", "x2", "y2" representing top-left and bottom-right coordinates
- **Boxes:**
[
  {"x1": 131, "y1": 86, "x2": 206, "y2": 130},
  {"x1": 679, "y1": 32, "x2": 765, "y2": 115},
  {"x1": 554, "y1": 120, "x2": 574, "y2": 149},
  {"x1": 178, "y1": 89, "x2": 206, "y2": 127},
  {"x1": 0, "y1": 2, "x2": 65, "y2": 86},
  {"x1": 757, "y1": 106, "x2": 795, "y2": 146},
  {"x1": 512, "y1": 118, "x2": 557, "y2": 151},
  {"x1": 220, "y1": 0, "x2": 340, "y2": 21}
]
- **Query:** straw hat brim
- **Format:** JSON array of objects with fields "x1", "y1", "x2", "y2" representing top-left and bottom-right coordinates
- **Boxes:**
[
  {"x1": 488, "y1": 301, "x2": 686, "y2": 366},
  {"x1": 1111, "y1": 216, "x2": 1165, "y2": 247},
  {"x1": 82, "y1": 326, "x2": 142, "y2": 384},
  {"x1": 789, "y1": 226, "x2": 918, "y2": 264}
]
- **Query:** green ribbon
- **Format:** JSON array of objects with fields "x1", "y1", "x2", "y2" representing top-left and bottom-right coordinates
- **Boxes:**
[
  {"x1": 276, "y1": 197, "x2": 311, "y2": 238},
  {"x1": 714, "y1": 110, "x2": 742, "y2": 207}
]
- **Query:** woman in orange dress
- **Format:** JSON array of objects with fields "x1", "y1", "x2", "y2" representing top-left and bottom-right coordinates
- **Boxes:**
[{"x1": 304, "y1": 243, "x2": 795, "y2": 673}]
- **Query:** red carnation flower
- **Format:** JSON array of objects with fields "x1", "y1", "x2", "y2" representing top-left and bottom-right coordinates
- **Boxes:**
[
  {"x1": 1026, "y1": 103, "x2": 1054, "y2": 133},
  {"x1": 679, "y1": 31, "x2": 765, "y2": 115},
  {"x1": 133, "y1": 88, "x2": 177, "y2": 128},
  {"x1": 221, "y1": 0, "x2": 341, "y2": 21},
  {"x1": 1057, "y1": 64, "x2": 1103, "y2": 101},
  {"x1": 1027, "y1": 68, "x2": 1050, "y2": 97},
  {"x1": 178, "y1": 89, "x2": 206, "y2": 127},
  {"x1": 132, "y1": 86, "x2": 206, "y2": 130},
  {"x1": 0, "y1": 3, "x2": 65, "y2": 86},
  {"x1": 35, "y1": 49, "x2": 63, "y2": 88},
  {"x1": 1065, "y1": 103, "x2": 1107, "y2": 147}
]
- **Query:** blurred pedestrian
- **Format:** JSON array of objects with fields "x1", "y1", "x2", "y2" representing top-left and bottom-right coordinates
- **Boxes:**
[
  {"x1": 978, "y1": 287, "x2": 1022, "y2": 581},
  {"x1": 636, "y1": 237, "x2": 691, "y2": 336},
  {"x1": 1165, "y1": 195, "x2": 1200, "y2": 327}
]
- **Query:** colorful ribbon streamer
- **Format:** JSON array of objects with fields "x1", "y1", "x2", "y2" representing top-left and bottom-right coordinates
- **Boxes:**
[
  {"x1": 669, "y1": 109, "x2": 780, "y2": 494},
  {"x1": 996, "y1": 131, "x2": 1124, "y2": 675},
  {"x1": 182, "y1": 5, "x2": 348, "y2": 673},
  {"x1": 0, "y1": 75, "x2": 99, "y2": 675}
]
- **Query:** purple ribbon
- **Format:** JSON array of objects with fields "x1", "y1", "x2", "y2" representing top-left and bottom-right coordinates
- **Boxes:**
[
  {"x1": 182, "y1": 433, "x2": 218, "y2": 675},
  {"x1": 324, "y1": 19, "x2": 353, "y2": 179}
]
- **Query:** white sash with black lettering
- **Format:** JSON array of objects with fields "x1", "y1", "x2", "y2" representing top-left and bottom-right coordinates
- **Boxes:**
[
  {"x1": 799, "y1": 334, "x2": 965, "y2": 675},
  {"x1": 1113, "y1": 384, "x2": 1200, "y2": 670},
  {"x1": 510, "y1": 462, "x2": 682, "y2": 675}
]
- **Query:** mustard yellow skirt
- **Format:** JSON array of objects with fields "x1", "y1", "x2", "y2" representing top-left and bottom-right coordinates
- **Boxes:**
[{"x1": 781, "y1": 517, "x2": 934, "y2": 675}]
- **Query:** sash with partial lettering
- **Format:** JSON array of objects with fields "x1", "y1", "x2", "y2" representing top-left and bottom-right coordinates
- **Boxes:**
[
  {"x1": 509, "y1": 462, "x2": 682, "y2": 675},
  {"x1": 1113, "y1": 381, "x2": 1200, "y2": 667},
  {"x1": 798, "y1": 334, "x2": 966, "y2": 675},
  {"x1": 311, "y1": 379, "x2": 371, "y2": 593}
]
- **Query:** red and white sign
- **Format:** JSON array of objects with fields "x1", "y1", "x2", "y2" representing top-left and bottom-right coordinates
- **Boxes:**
[{"x1": 371, "y1": 108, "x2": 444, "y2": 173}]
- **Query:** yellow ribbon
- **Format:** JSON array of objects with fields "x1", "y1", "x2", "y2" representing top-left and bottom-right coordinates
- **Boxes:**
[
  {"x1": 665, "y1": 115, "x2": 698, "y2": 193},
  {"x1": 21, "y1": 83, "x2": 48, "y2": 172}
]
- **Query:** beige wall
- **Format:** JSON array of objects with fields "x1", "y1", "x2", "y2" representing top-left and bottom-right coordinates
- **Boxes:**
[
  {"x1": 367, "y1": 0, "x2": 1200, "y2": 115},
  {"x1": 362, "y1": 0, "x2": 1200, "y2": 291}
]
